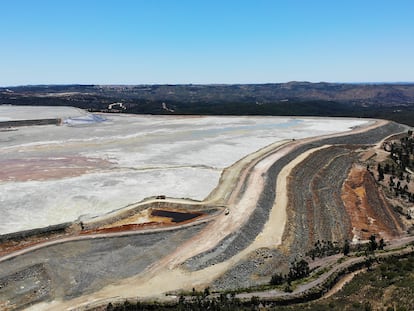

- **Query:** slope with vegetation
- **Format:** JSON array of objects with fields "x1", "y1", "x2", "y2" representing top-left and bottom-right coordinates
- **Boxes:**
[
  {"x1": 95, "y1": 249, "x2": 414, "y2": 311},
  {"x1": 2, "y1": 82, "x2": 414, "y2": 126}
]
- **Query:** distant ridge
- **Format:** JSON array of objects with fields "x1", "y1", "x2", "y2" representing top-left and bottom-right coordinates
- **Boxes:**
[{"x1": 2, "y1": 82, "x2": 414, "y2": 126}]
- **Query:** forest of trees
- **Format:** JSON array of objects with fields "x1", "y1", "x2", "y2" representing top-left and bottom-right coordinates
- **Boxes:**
[{"x1": 377, "y1": 130, "x2": 414, "y2": 205}]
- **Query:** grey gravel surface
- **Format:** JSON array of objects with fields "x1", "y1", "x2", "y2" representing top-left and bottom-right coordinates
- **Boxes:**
[
  {"x1": 0, "y1": 263, "x2": 51, "y2": 310},
  {"x1": 0, "y1": 224, "x2": 205, "y2": 302},
  {"x1": 287, "y1": 147, "x2": 356, "y2": 253}
]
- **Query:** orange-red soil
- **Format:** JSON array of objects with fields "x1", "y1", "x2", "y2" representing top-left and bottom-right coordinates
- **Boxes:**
[{"x1": 341, "y1": 164, "x2": 404, "y2": 242}]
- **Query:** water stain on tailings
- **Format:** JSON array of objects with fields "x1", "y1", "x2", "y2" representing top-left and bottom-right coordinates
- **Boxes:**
[{"x1": 151, "y1": 209, "x2": 203, "y2": 223}]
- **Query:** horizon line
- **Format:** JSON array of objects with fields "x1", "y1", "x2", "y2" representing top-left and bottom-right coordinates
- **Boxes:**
[{"x1": 2, "y1": 81, "x2": 414, "y2": 88}]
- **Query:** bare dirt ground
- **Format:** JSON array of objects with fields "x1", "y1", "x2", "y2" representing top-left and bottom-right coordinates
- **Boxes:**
[{"x1": 342, "y1": 164, "x2": 404, "y2": 242}]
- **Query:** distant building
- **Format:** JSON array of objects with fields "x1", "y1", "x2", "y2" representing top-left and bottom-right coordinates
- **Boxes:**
[{"x1": 107, "y1": 102, "x2": 126, "y2": 110}]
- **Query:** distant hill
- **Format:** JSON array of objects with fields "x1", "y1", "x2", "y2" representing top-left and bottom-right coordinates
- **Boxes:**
[{"x1": 1, "y1": 82, "x2": 414, "y2": 126}]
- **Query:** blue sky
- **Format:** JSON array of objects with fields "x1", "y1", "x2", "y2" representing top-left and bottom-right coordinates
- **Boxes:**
[{"x1": 1, "y1": 0, "x2": 413, "y2": 85}]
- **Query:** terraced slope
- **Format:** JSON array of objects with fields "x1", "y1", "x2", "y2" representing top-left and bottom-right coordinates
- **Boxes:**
[
  {"x1": 209, "y1": 122, "x2": 407, "y2": 290},
  {"x1": 285, "y1": 146, "x2": 356, "y2": 253}
]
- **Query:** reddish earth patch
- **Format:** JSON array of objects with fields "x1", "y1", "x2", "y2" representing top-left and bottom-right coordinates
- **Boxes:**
[
  {"x1": 0, "y1": 156, "x2": 114, "y2": 181},
  {"x1": 341, "y1": 165, "x2": 404, "y2": 242},
  {"x1": 0, "y1": 209, "x2": 205, "y2": 256},
  {"x1": 0, "y1": 231, "x2": 72, "y2": 257},
  {"x1": 82, "y1": 209, "x2": 205, "y2": 234},
  {"x1": 80, "y1": 222, "x2": 166, "y2": 234}
]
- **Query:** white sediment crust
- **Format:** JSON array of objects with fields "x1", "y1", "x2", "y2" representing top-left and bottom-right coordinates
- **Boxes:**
[{"x1": 0, "y1": 107, "x2": 371, "y2": 234}]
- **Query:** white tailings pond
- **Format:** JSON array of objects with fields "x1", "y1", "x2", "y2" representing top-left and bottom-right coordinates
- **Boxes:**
[{"x1": 0, "y1": 106, "x2": 371, "y2": 234}]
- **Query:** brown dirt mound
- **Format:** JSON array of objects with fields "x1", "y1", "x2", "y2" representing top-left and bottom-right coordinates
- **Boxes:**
[{"x1": 341, "y1": 165, "x2": 404, "y2": 242}]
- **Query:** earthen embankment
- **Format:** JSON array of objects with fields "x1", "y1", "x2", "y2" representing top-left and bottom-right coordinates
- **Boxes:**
[{"x1": 0, "y1": 118, "x2": 61, "y2": 128}]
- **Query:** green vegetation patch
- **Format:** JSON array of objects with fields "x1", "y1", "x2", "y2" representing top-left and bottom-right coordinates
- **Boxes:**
[
  {"x1": 271, "y1": 253, "x2": 414, "y2": 311},
  {"x1": 98, "y1": 253, "x2": 414, "y2": 310}
]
